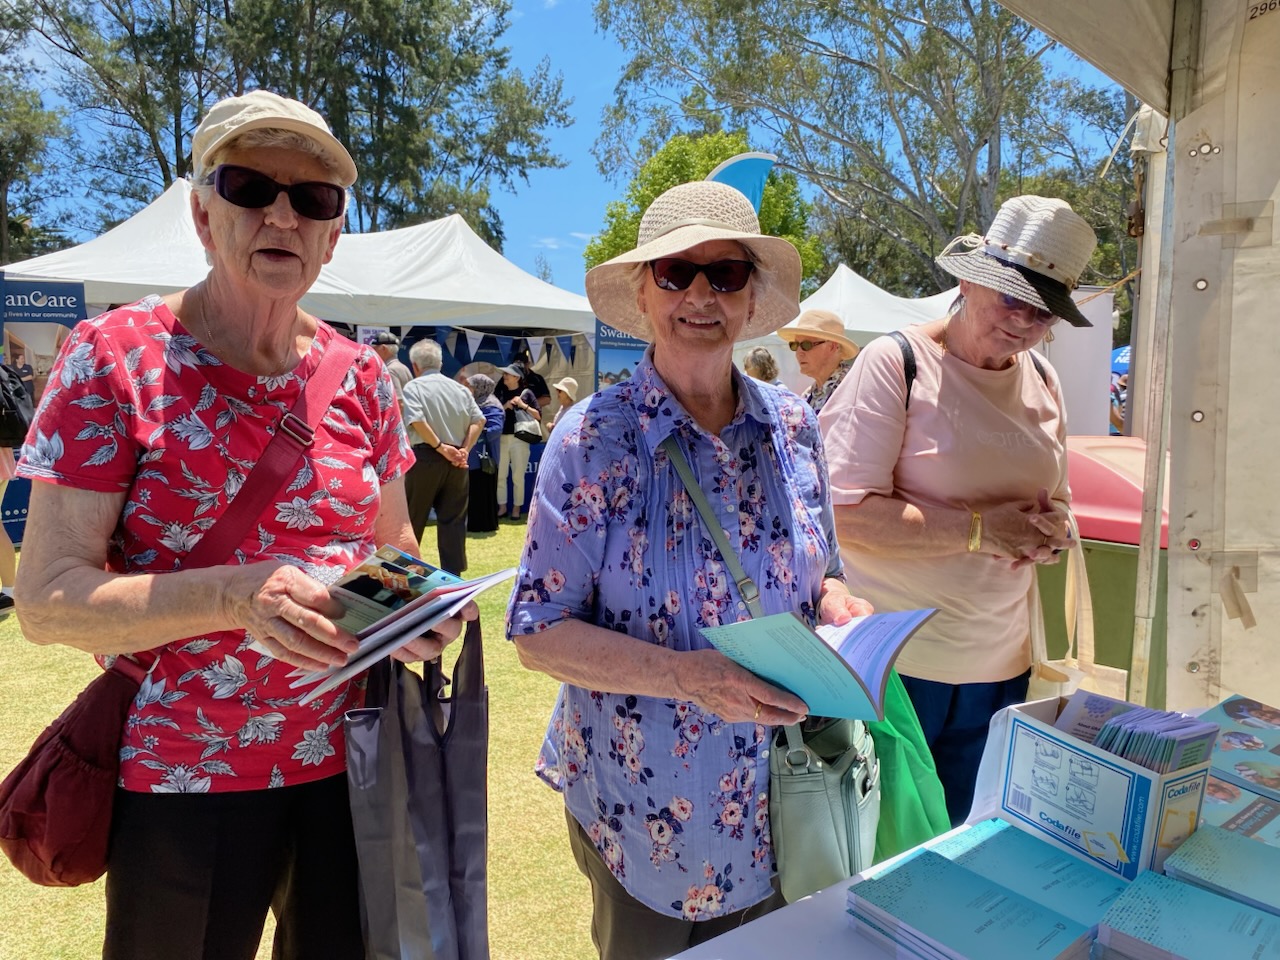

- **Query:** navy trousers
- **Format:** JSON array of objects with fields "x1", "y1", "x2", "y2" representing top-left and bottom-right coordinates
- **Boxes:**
[{"x1": 900, "y1": 669, "x2": 1031, "y2": 827}]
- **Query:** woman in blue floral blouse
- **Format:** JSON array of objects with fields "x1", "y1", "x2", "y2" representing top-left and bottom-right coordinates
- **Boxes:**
[{"x1": 507, "y1": 180, "x2": 873, "y2": 959}]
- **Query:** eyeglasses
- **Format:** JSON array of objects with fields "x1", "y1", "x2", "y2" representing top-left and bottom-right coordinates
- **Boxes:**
[
  {"x1": 211, "y1": 164, "x2": 346, "y2": 221},
  {"x1": 650, "y1": 258, "x2": 756, "y2": 293},
  {"x1": 998, "y1": 292, "x2": 1058, "y2": 325},
  {"x1": 787, "y1": 339, "x2": 832, "y2": 352}
]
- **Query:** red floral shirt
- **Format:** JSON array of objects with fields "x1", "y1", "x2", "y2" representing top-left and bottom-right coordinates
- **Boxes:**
[{"x1": 17, "y1": 297, "x2": 414, "y2": 792}]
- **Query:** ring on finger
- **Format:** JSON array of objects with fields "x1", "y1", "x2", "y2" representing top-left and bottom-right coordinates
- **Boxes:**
[{"x1": 753, "y1": 702, "x2": 762, "y2": 721}]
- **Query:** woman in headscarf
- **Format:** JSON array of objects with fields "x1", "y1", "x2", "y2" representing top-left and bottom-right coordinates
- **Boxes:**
[
  {"x1": 507, "y1": 181, "x2": 871, "y2": 959},
  {"x1": 466, "y1": 372, "x2": 506, "y2": 533}
]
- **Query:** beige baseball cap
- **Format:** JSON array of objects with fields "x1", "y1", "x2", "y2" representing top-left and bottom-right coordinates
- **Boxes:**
[{"x1": 191, "y1": 90, "x2": 357, "y2": 186}]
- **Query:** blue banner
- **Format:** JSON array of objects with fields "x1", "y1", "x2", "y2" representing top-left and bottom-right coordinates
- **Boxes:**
[
  {"x1": 0, "y1": 273, "x2": 89, "y2": 545},
  {"x1": 595, "y1": 319, "x2": 647, "y2": 391},
  {"x1": 705, "y1": 152, "x2": 776, "y2": 214},
  {"x1": 0, "y1": 274, "x2": 88, "y2": 327}
]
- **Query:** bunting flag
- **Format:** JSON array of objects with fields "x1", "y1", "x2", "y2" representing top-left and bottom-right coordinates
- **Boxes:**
[
  {"x1": 433, "y1": 327, "x2": 450, "y2": 347},
  {"x1": 556, "y1": 335, "x2": 575, "y2": 365},
  {"x1": 527, "y1": 336, "x2": 545, "y2": 366},
  {"x1": 585, "y1": 331, "x2": 597, "y2": 351},
  {"x1": 466, "y1": 330, "x2": 486, "y2": 362},
  {"x1": 706, "y1": 152, "x2": 777, "y2": 214},
  {"x1": 495, "y1": 335, "x2": 515, "y2": 364},
  {"x1": 452, "y1": 330, "x2": 471, "y2": 365}
]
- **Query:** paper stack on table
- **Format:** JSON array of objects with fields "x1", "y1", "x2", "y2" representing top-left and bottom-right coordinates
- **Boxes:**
[
  {"x1": 1162, "y1": 824, "x2": 1280, "y2": 917},
  {"x1": 1093, "y1": 871, "x2": 1280, "y2": 960},
  {"x1": 1053, "y1": 692, "x2": 1219, "y2": 774},
  {"x1": 845, "y1": 832, "x2": 1096, "y2": 959}
]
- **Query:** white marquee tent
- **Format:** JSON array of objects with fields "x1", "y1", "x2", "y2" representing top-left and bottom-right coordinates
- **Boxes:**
[
  {"x1": 998, "y1": 0, "x2": 1280, "y2": 707},
  {"x1": 2, "y1": 180, "x2": 596, "y2": 334}
]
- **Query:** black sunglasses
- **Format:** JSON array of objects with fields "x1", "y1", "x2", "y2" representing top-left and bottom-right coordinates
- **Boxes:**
[
  {"x1": 997, "y1": 292, "x2": 1057, "y2": 325},
  {"x1": 211, "y1": 164, "x2": 346, "y2": 221},
  {"x1": 650, "y1": 258, "x2": 756, "y2": 293},
  {"x1": 787, "y1": 339, "x2": 833, "y2": 352}
]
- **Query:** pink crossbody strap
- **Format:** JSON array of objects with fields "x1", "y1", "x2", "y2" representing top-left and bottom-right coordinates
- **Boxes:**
[{"x1": 182, "y1": 333, "x2": 361, "y2": 569}]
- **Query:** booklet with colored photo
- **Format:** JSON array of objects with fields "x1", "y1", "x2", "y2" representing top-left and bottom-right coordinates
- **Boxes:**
[
  {"x1": 1199, "y1": 775, "x2": 1280, "y2": 848},
  {"x1": 1197, "y1": 695, "x2": 1280, "y2": 804},
  {"x1": 698, "y1": 608, "x2": 935, "y2": 720},
  {"x1": 288, "y1": 546, "x2": 515, "y2": 705}
]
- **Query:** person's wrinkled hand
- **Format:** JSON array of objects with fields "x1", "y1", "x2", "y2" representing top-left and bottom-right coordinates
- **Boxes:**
[
  {"x1": 980, "y1": 490, "x2": 1070, "y2": 566},
  {"x1": 223, "y1": 562, "x2": 357, "y2": 671},
  {"x1": 444, "y1": 445, "x2": 469, "y2": 469},
  {"x1": 818, "y1": 583, "x2": 874, "y2": 626},
  {"x1": 677, "y1": 648, "x2": 807, "y2": 726},
  {"x1": 391, "y1": 600, "x2": 479, "y2": 663}
]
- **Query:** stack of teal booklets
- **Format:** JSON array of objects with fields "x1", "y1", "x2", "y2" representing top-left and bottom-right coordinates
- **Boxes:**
[
  {"x1": 1093, "y1": 871, "x2": 1280, "y2": 959},
  {"x1": 846, "y1": 819, "x2": 1123, "y2": 959},
  {"x1": 1090, "y1": 705, "x2": 1219, "y2": 774},
  {"x1": 1162, "y1": 825, "x2": 1280, "y2": 917}
]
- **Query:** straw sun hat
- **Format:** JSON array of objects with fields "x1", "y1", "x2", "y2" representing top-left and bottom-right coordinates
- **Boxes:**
[
  {"x1": 585, "y1": 181, "x2": 803, "y2": 342},
  {"x1": 552, "y1": 377, "x2": 579, "y2": 402},
  {"x1": 776, "y1": 309, "x2": 859, "y2": 360},
  {"x1": 935, "y1": 195, "x2": 1098, "y2": 327}
]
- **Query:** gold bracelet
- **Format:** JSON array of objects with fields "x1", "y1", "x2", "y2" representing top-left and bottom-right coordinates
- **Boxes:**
[{"x1": 967, "y1": 511, "x2": 983, "y2": 553}]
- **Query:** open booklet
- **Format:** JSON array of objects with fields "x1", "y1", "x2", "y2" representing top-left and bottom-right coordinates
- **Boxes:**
[
  {"x1": 288, "y1": 545, "x2": 515, "y2": 705},
  {"x1": 698, "y1": 608, "x2": 935, "y2": 720}
]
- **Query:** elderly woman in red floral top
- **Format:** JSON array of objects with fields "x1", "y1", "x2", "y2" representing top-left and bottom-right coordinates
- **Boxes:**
[{"x1": 14, "y1": 91, "x2": 473, "y2": 960}]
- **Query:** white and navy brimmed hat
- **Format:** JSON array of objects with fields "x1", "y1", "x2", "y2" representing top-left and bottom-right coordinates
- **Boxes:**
[
  {"x1": 935, "y1": 195, "x2": 1098, "y2": 327},
  {"x1": 585, "y1": 180, "x2": 803, "y2": 342}
]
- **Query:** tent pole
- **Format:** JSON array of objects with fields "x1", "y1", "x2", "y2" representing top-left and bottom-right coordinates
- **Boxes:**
[{"x1": 1129, "y1": 116, "x2": 1177, "y2": 707}]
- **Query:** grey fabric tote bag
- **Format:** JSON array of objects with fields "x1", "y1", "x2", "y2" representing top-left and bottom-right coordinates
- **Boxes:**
[{"x1": 345, "y1": 618, "x2": 490, "y2": 960}]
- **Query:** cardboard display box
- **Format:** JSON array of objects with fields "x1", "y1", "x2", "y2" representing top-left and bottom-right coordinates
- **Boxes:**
[{"x1": 970, "y1": 697, "x2": 1209, "y2": 881}]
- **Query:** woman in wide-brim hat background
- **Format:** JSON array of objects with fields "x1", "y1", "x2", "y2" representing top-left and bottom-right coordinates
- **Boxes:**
[
  {"x1": 819, "y1": 194, "x2": 1095, "y2": 829},
  {"x1": 507, "y1": 179, "x2": 872, "y2": 958},
  {"x1": 777, "y1": 308, "x2": 860, "y2": 414}
]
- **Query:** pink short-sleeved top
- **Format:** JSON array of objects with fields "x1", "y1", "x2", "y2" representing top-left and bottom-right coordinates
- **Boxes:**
[
  {"x1": 819, "y1": 324, "x2": 1070, "y2": 684},
  {"x1": 16, "y1": 297, "x2": 415, "y2": 792}
]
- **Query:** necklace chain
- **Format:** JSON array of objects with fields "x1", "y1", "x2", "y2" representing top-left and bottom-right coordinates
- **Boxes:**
[{"x1": 190, "y1": 291, "x2": 295, "y2": 377}]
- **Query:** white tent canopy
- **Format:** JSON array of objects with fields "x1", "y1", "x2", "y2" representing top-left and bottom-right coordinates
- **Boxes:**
[
  {"x1": 3, "y1": 180, "x2": 595, "y2": 333},
  {"x1": 798, "y1": 264, "x2": 957, "y2": 343}
]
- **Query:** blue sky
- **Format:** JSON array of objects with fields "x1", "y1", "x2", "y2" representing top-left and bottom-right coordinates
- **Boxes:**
[{"x1": 491, "y1": 0, "x2": 629, "y2": 295}]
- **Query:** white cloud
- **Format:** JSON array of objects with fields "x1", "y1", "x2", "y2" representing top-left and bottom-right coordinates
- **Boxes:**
[
  {"x1": 543, "y1": 0, "x2": 560, "y2": 7},
  {"x1": 533, "y1": 236, "x2": 563, "y2": 250},
  {"x1": 569, "y1": 232, "x2": 593, "y2": 242}
]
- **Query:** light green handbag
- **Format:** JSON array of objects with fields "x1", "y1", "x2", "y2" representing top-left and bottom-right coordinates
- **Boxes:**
[
  {"x1": 769, "y1": 717, "x2": 880, "y2": 901},
  {"x1": 661, "y1": 435, "x2": 883, "y2": 903}
]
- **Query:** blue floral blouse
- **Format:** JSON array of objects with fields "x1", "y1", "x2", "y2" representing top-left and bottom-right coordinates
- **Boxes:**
[{"x1": 507, "y1": 350, "x2": 843, "y2": 920}]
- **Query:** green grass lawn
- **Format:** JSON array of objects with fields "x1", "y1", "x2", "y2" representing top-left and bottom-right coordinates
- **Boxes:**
[{"x1": 0, "y1": 521, "x2": 594, "y2": 959}]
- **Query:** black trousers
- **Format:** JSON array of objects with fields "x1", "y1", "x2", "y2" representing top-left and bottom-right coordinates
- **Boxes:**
[
  {"x1": 103, "y1": 774, "x2": 363, "y2": 960},
  {"x1": 403, "y1": 443, "x2": 470, "y2": 574},
  {"x1": 467, "y1": 467, "x2": 499, "y2": 532}
]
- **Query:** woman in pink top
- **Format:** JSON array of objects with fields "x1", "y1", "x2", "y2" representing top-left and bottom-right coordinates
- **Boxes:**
[{"x1": 819, "y1": 196, "x2": 1098, "y2": 826}]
